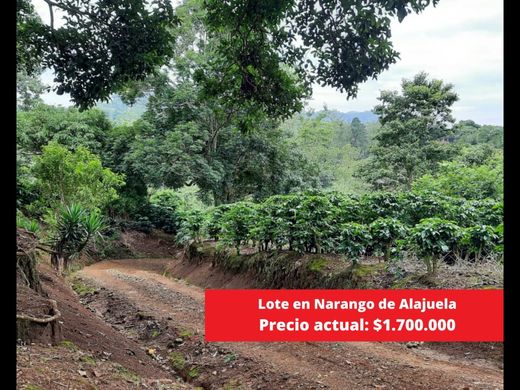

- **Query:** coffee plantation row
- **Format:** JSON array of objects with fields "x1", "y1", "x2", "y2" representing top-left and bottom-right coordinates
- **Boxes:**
[{"x1": 127, "y1": 190, "x2": 503, "y2": 275}]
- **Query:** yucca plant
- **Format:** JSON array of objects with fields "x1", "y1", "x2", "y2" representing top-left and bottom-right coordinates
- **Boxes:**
[{"x1": 48, "y1": 204, "x2": 106, "y2": 274}]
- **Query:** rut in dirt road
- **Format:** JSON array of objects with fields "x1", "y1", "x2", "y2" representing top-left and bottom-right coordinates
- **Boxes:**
[{"x1": 77, "y1": 259, "x2": 503, "y2": 390}]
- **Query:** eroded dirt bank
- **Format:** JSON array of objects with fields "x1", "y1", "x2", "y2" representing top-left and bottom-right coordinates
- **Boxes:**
[
  {"x1": 17, "y1": 263, "x2": 193, "y2": 389},
  {"x1": 75, "y1": 257, "x2": 503, "y2": 390}
]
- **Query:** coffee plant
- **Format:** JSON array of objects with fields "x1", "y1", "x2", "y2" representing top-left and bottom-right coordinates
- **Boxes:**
[
  {"x1": 408, "y1": 218, "x2": 461, "y2": 275},
  {"x1": 369, "y1": 218, "x2": 408, "y2": 261},
  {"x1": 169, "y1": 189, "x2": 502, "y2": 270},
  {"x1": 338, "y1": 223, "x2": 372, "y2": 263}
]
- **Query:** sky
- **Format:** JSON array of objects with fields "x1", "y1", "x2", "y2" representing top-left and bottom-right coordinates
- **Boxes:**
[{"x1": 35, "y1": 0, "x2": 503, "y2": 125}]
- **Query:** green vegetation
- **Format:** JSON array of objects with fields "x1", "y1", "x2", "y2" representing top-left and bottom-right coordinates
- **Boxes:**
[
  {"x1": 71, "y1": 277, "x2": 97, "y2": 297},
  {"x1": 369, "y1": 218, "x2": 408, "y2": 262},
  {"x1": 358, "y1": 73, "x2": 459, "y2": 190},
  {"x1": 16, "y1": 0, "x2": 502, "y2": 287},
  {"x1": 187, "y1": 367, "x2": 200, "y2": 379},
  {"x1": 203, "y1": 190, "x2": 502, "y2": 275},
  {"x1": 59, "y1": 340, "x2": 78, "y2": 351},
  {"x1": 32, "y1": 143, "x2": 124, "y2": 215},
  {"x1": 308, "y1": 258, "x2": 327, "y2": 272},
  {"x1": 113, "y1": 364, "x2": 141, "y2": 385},
  {"x1": 79, "y1": 355, "x2": 97, "y2": 365},
  {"x1": 23, "y1": 385, "x2": 43, "y2": 390},
  {"x1": 48, "y1": 204, "x2": 107, "y2": 274},
  {"x1": 179, "y1": 329, "x2": 194, "y2": 338},
  {"x1": 169, "y1": 352, "x2": 186, "y2": 370}
]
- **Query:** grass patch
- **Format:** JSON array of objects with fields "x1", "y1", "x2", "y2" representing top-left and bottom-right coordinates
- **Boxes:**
[
  {"x1": 352, "y1": 263, "x2": 384, "y2": 278},
  {"x1": 307, "y1": 258, "x2": 327, "y2": 272},
  {"x1": 80, "y1": 355, "x2": 96, "y2": 365},
  {"x1": 70, "y1": 277, "x2": 96, "y2": 296},
  {"x1": 60, "y1": 340, "x2": 78, "y2": 351},
  {"x1": 168, "y1": 352, "x2": 186, "y2": 370},
  {"x1": 24, "y1": 385, "x2": 44, "y2": 390},
  {"x1": 222, "y1": 380, "x2": 242, "y2": 390},
  {"x1": 113, "y1": 363, "x2": 141, "y2": 385},
  {"x1": 151, "y1": 329, "x2": 161, "y2": 338},
  {"x1": 179, "y1": 329, "x2": 194, "y2": 338}
]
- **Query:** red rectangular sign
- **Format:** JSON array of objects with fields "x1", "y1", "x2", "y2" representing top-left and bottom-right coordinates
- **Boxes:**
[{"x1": 205, "y1": 289, "x2": 503, "y2": 342}]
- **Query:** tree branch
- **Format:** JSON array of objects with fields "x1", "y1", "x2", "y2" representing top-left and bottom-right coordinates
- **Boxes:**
[
  {"x1": 16, "y1": 299, "x2": 61, "y2": 324},
  {"x1": 47, "y1": 2, "x2": 54, "y2": 30},
  {"x1": 42, "y1": 0, "x2": 96, "y2": 19}
]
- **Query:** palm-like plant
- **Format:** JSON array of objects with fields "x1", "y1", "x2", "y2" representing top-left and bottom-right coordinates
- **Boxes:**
[{"x1": 48, "y1": 204, "x2": 106, "y2": 274}]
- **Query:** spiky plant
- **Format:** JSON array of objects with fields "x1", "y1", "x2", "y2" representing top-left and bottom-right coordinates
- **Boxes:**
[{"x1": 48, "y1": 204, "x2": 106, "y2": 274}]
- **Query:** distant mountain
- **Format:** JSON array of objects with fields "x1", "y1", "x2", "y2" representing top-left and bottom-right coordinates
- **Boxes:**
[
  {"x1": 327, "y1": 110, "x2": 378, "y2": 123},
  {"x1": 96, "y1": 95, "x2": 148, "y2": 123},
  {"x1": 97, "y1": 95, "x2": 379, "y2": 126},
  {"x1": 308, "y1": 109, "x2": 378, "y2": 124}
]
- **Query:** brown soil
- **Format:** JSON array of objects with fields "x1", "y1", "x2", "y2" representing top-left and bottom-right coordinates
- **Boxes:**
[
  {"x1": 74, "y1": 257, "x2": 503, "y2": 390},
  {"x1": 118, "y1": 230, "x2": 178, "y2": 258},
  {"x1": 17, "y1": 344, "x2": 192, "y2": 390},
  {"x1": 17, "y1": 262, "x2": 196, "y2": 389}
]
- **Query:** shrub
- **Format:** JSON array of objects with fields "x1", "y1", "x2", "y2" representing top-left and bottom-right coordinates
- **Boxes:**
[
  {"x1": 458, "y1": 225, "x2": 499, "y2": 261},
  {"x1": 48, "y1": 204, "x2": 107, "y2": 274},
  {"x1": 408, "y1": 218, "x2": 461, "y2": 275},
  {"x1": 206, "y1": 204, "x2": 233, "y2": 240},
  {"x1": 398, "y1": 191, "x2": 452, "y2": 226},
  {"x1": 176, "y1": 209, "x2": 207, "y2": 245},
  {"x1": 471, "y1": 199, "x2": 503, "y2": 226},
  {"x1": 338, "y1": 223, "x2": 371, "y2": 263},
  {"x1": 16, "y1": 211, "x2": 40, "y2": 234},
  {"x1": 369, "y1": 218, "x2": 408, "y2": 261},
  {"x1": 494, "y1": 223, "x2": 504, "y2": 256},
  {"x1": 148, "y1": 189, "x2": 185, "y2": 234},
  {"x1": 292, "y1": 194, "x2": 336, "y2": 253},
  {"x1": 358, "y1": 192, "x2": 400, "y2": 224},
  {"x1": 220, "y1": 202, "x2": 258, "y2": 255}
]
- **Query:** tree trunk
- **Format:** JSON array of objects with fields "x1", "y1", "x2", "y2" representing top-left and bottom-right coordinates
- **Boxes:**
[
  {"x1": 51, "y1": 253, "x2": 65, "y2": 276},
  {"x1": 384, "y1": 244, "x2": 391, "y2": 262},
  {"x1": 17, "y1": 253, "x2": 42, "y2": 293},
  {"x1": 432, "y1": 257, "x2": 439, "y2": 275}
]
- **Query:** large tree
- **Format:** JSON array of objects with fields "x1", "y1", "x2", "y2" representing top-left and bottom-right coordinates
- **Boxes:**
[
  {"x1": 31, "y1": 142, "x2": 124, "y2": 214},
  {"x1": 106, "y1": 0, "x2": 322, "y2": 205},
  {"x1": 350, "y1": 117, "x2": 369, "y2": 157},
  {"x1": 358, "y1": 72, "x2": 459, "y2": 190},
  {"x1": 282, "y1": 111, "x2": 369, "y2": 194},
  {"x1": 200, "y1": 0, "x2": 440, "y2": 121},
  {"x1": 17, "y1": 0, "x2": 177, "y2": 109},
  {"x1": 17, "y1": 104, "x2": 111, "y2": 156},
  {"x1": 18, "y1": 0, "x2": 439, "y2": 116},
  {"x1": 115, "y1": 80, "x2": 321, "y2": 205}
]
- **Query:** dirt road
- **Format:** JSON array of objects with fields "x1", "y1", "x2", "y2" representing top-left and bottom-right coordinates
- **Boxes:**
[{"x1": 78, "y1": 258, "x2": 503, "y2": 390}]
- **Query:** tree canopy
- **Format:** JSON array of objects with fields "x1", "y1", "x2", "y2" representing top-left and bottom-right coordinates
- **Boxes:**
[
  {"x1": 17, "y1": 0, "x2": 177, "y2": 109},
  {"x1": 18, "y1": 0, "x2": 439, "y2": 117},
  {"x1": 201, "y1": 0, "x2": 440, "y2": 120},
  {"x1": 358, "y1": 72, "x2": 459, "y2": 190}
]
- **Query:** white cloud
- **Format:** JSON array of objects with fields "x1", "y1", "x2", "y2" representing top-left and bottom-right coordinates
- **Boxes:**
[{"x1": 308, "y1": 0, "x2": 503, "y2": 125}]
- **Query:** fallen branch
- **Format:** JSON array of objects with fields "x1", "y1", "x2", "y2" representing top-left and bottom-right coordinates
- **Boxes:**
[{"x1": 16, "y1": 299, "x2": 61, "y2": 324}]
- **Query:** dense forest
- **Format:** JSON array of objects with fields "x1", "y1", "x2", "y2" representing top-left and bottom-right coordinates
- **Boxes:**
[{"x1": 17, "y1": 64, "x2": 504, "y2": 277}]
